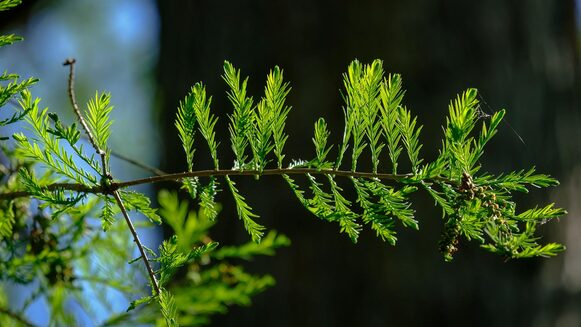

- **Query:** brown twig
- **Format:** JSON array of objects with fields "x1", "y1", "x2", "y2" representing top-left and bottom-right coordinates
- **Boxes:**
[
  {"x1": 112, "y1": 190, "x2": 161, "y2": 295},
  {"x1": 63, "y1": 58, "x2": 107, "y2": 174},
  {"x1": 108, "y1": 149, "x2": 167, "y2": 176},
  {"x1": 63, "y1": 58, "x2": 160, "y2": 295},
  {"x1": 79, "y1": 135, "x2": 166, "y2": 176},
  {"x1": 114, "y1": 168, "x2": 418, "y2": 188},
  {"x1": 0, "y1": 168, "x2": 455, "y2": 200}
]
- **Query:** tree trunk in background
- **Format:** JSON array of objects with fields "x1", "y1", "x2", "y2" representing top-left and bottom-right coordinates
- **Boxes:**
[{"x1": 156, "y1": 1, "x2": 580, "y2": 326}]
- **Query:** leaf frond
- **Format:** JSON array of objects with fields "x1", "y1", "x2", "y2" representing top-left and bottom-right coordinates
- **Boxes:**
[
  {"x1": 85, "y1": 91, "x2": 114, "y2": 151},
  {"x1": 225, "y1": 176, "x2": 265, "y2": 242}
]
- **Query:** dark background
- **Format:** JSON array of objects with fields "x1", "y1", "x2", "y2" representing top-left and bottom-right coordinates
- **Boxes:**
[
  {"x1": 3, "y1": 1, "x2": 581, "y2": 326},
  {"x1": 156, "y1": 1, "x2": 580, "y2": 326}
]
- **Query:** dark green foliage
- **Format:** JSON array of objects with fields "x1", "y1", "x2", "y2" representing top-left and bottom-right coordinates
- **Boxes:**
[
  {"x1": 127, "y1": 191, "x2": 288, "y2": 326},
  {"x1": 213, "y1": 230, "x2": 291, "y2": 260},
  {"x1": 158, "y1": 190, "x2": 214, "y2": 249},
  {"x1": 0, "y1": 201, "x2": 15, "y2": 239}
]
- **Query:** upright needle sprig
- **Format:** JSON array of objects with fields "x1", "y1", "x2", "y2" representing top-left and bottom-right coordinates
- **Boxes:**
[
  {"x1": 63, "y1": 59, "x2": 107, "y2": 175},
  {"x1": 63, "y1": 58, "x2": 160, "y2": 295}
]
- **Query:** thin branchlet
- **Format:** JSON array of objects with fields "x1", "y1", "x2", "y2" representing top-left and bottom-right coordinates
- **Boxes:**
[
  {"x1": 0, "y1": 168, "x2": 454, "y2": 200},
  {"x1": 78, "y1": 136, "x2": 166, "y2": 176},
  {"x1": 112, "y1": 190, "x2": 161, "y2": 295},
  {"x1": 63, "y1": 59, "x2": 107, "y2": 171},
  {"x1": 108, "y1": 146, "x2": 167, "y2": 176},
  {"x1": 62, "y1": 59, "x2": 160, "y2": 295}
]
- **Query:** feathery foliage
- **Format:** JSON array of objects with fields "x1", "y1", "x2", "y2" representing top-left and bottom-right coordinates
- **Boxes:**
[
  {"x1": 223, "y1": 61, "x2": 254, "y2": 169},
  {"x1": 379, "y1": 73, "x2": 404, "y2": 173},
  {"x1": 212, "y1": 60, "x2": 564, "y2": 263},
  {"x1": 0, "y1": 0, "x2": 20, "y2": 11},
  {"x1": 225, "y1": 176, "x2": 265, "y2": 242},
  {"x1": 0, "y1": 4, "x2": 566, "y2": 324},
  {"x1": 191, "y1": 83, "x2": 219, "y2": 169},
  {"x1": 0, "y1": 0, "x2": 37, "y2": 141},
  {"x1": 263, "y1": 66, "x2": 291, "y2": 168},
  {"x1": 85, "y1": 91, "x2": 114, "y2": 154},
  {"x1": 311, "y1": 118, "x2": 334, "y2": 169},
  {"x1": 175, "y1": 87, "x2": 197, "y2": 171}
]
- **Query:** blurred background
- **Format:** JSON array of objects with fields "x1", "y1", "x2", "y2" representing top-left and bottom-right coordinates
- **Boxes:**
[{"x1": 1, "y1": 0, "x2": 580, "y2": 326}]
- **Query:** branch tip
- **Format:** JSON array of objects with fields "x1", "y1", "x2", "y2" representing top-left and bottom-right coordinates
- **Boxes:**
[{"x1": 62, "y1": 58, "x2": 76, "y2": 66}]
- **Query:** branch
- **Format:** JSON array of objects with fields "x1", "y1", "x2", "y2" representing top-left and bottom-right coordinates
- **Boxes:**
[
  {"x1": 109, "y1": 149, "x2": 167, "y2": 176},
  {"x1": 0, "y1": 183, "x2": 98, "y2": 200},
  {"x1": 115, "y1": 168, "x2": 421, "y2": 188},
  {"x1": 63, "y1": 59, "x2": 160, "y2": 295},
  {"x1": 63, "y1": 58, "x2": 108, "y2": 176},
  {"x1": 0, "y1": 306, "x2": 37, "y2": 327},
  {"x1": 79, "y1": 135, "x2": 166, "y2": 176},
  {"x1": 0, "y1": 168, "x2": 455, "y2": 200},
  {"x1": 112, "y1": 190, "x2": 161, "y2": 295}
]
